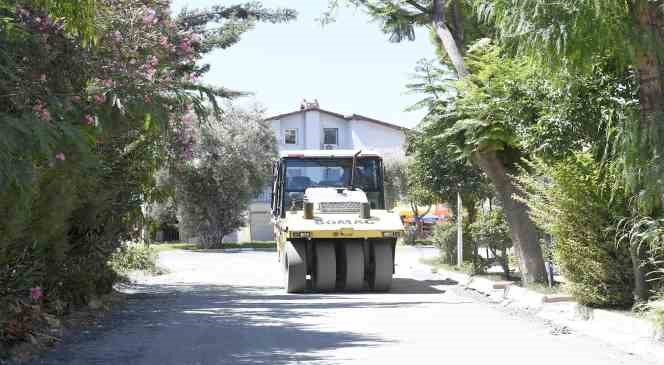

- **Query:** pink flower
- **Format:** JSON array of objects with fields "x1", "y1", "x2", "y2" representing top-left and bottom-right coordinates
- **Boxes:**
[
  {"x1": 147, "y1": 55, "x2": 159, "y2": 67},
  {"x1": 83, "y1": 114, "x2": 94, "y2": 125},
  {"x1": 55, "y1": 152, "x2": 65, "y2": 161},
  {"x1": 103, "y1": 79, "x2": 114, "y2": 88},
  {"x1": 33, "y1": 101, "x2": 51, "y2": 121},
  {"x1": 145, "y1": 69, "x2": 156, "y2": 80},
  {"x1": 143, "y1": 95, "x2": 152, "y2": 103},
  {"x1": 94, "y1": 94, "x2": 106, "y2": 104},
  {"x1": 16, "y1": 7, "x2": 30, "y2": 18},
  {"x1": 30, "y1": 287, "x2": 43, "y2": 301},
  {"x1": 40, "y1": 109, "x2": 51, "y2": 121},
  {"x1": 178, "y1": 38, "x2": 193, "y2": 55},
  {"x1": 182, "y1": 112, "x2": 194, "y2": 125},
  {"x1": 159, "y1": 36, "x2": 169, "y2": 47},
  {"x1": 71, "y1": 95, "x2": 81, "y2": 103},
  {"x1": 143, "y1": 8, "x2": 156, "y2": 24}
]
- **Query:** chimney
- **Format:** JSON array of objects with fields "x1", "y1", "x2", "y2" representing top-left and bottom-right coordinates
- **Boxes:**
[{"x1": 303, "y1": 99, "x2": 319, "y2": 110}]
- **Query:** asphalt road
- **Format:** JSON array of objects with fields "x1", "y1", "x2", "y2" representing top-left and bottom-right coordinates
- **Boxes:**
[{"x1": 27, "y1": 246, "x2": 658, "y2": 365}]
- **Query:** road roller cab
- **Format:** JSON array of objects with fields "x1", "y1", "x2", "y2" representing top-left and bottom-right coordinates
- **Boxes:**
[{"x1": 271, "y1": 150, "x2": 404, "y2": 293}]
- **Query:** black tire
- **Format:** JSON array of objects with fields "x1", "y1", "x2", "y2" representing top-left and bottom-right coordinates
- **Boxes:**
[
  {"x1": 284, "y1": 241, "x2": 307, "y2": 293},
  {"x1": 341, "y1": 242, "x2": 365, "y2": 291},
  {"x1": 369, "y1": 241, "x2": 393, "y2": 291},
  {"x1": 313, "y1": 242, "x2": 337, "y2": 291}
]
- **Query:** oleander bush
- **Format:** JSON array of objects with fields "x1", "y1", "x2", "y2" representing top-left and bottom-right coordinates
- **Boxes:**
[{"x1": 0, "y1": 0, "x2": 294, "y2": 355}]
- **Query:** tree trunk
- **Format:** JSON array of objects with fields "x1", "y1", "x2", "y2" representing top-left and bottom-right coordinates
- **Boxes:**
[
  {"x1": 627, "y1": 1, "x2": 664, "y2": 299},
  {"x1": 630, "y1": 243, "x2": 649, "y2": 302},
  {"x1": 473, "y1": 150, "x2": 547, "y2": 285},
  {"x1": 500, "y1": 248, "x2": 510, "y2": 279},
  {"x1": 429, "y1": 0, "x2": 545, "y2": 283},
  {"x1": 635, "y1": 2, "x2": 664, "y2": 136},
  {"x1": 464, "y1": 197, "x2": 478, "y2": 224},
  {"x1": 432, "y1": 0, "x2": 468, "y2": 77},
  {"x1": 450, "y1": 0, "x2": 464, "y2": 47}
]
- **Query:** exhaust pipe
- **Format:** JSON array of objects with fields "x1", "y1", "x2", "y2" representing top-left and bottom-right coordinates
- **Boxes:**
[{"x1": 360, "y1": 202, "x2": 371, "y2": 219}]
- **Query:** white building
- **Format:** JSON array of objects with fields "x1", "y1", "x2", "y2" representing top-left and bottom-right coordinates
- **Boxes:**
[
  {"x1": 234, "y1": 102, "x2": 408, "y2": 242},
  {"x1": 268, "y1": 103, "x2": 407, "y2": 160}
]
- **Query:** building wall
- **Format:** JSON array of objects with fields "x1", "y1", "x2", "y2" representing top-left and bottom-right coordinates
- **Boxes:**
[
  {"x1": 349, "y1": 119, "x2": 406, "y2": 161},
  {"x1": 319, "y1": 112, "x2": 351, "y2": 148},
  {"x1": 274, "y1": 112, "x2": 306, "y2": 150},
  {"x1": 303, "y1": 110, "x2": 321, "y2": 150},
  {"x1": 271, "y1": 111, "x2": 405, "y2": 154}
]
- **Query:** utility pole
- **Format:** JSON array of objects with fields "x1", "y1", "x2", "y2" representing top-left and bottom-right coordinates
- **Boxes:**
[{"x1": 457, "y1": 191, "x2": 463, "y2": 268}]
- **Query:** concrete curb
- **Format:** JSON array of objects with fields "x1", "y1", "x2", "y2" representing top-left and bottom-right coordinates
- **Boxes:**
[{"x1": 433, "y1": 267, "x2": 664, "y2": 362}]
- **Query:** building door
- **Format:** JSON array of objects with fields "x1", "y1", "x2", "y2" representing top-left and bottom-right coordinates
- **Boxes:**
[{"x1": 250, "y1": 211, "x2": 273, "y2": 241}]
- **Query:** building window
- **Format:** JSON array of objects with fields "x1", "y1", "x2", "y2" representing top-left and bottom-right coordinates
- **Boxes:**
[
  {"x1": 323, "y1": 128, "x2": 338, "y2": 145},
  {"x1": 284, "y1": 129, "x2": 297, "y2": 145}
]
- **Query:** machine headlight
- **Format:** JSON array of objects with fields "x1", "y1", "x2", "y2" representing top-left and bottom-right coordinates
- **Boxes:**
[
  {"x1": 291, "y1": 231, "x2": 312, "y2": 238},
  {"x1": 382, "y1": 231, "x2": 400, "y2": 238}
]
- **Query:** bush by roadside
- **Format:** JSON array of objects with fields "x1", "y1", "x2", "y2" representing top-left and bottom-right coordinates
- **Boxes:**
[
  {"x1": 432, "y1": 222, "x2": 473, "y2": 266},
  {"x1": 109, "y1": 241, "x2": 159, "y2": 274},
  {"x1": 518, "y1": 155, "x2": 634, "y2": 307},
  {"x1": 401, "y1": 238, "x2": 434, "y2": 246},
  {"x1": 470, "y1": 208, "x2": 512, "y2": 279},
  {"x1": 432, "y1": 220, "x2": 496, "y2": 275}
]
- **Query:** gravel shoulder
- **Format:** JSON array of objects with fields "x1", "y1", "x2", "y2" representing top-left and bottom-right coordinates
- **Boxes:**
[{"x1": 23, "y1": 246, "x2": 659, "y2": 365}]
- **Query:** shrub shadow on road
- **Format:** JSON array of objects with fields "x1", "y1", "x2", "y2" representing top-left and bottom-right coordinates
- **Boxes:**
[
  {"x1": 389, "y1": 277, "x2": 458, "y2": 294},
  {"x1": 26, "y1": 283, "x2": 441, "y2": 365}
]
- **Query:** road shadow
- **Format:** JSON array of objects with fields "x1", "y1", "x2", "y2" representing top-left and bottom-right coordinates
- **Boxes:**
[
  {"x1": 26, "y1": 283, "x2": 443, "y2": 365},
  {"x1": 390, "y1": 277, "x2": 458, "y2": 294}
]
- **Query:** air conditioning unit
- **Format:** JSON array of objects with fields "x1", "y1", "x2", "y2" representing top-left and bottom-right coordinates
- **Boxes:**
[{"x1": 323, "y1": 144, "x2": 337, "y2": 150}]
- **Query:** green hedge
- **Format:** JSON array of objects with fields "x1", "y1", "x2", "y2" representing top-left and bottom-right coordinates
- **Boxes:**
[{"x1": 519, "y1": 154, "x2": 634, "y2": 307}]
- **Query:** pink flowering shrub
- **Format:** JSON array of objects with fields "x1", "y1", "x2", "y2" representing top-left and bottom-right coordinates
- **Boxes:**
[
  {"x1": 30, "y1": 287, "x2": 43, "y2": 301},
  {"x1": 0, "y1": 0, "x2": 295, "y2": 354}
]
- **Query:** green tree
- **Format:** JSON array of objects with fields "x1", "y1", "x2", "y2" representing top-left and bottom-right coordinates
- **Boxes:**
[
  {"x1": 329, "y1": 0, "x2": 548, "y2": 284},
  {"x1": 383, "y1": 158, "x2": 435, "y2": 241},
  {"x1": 173, "y1": 106, "x2": 277, "y2": 248},
  {"x1": 0, "y1": 0, "x2": 97, "y2": 42},
  {"x1": 476, "y1": 0, "x2": 664, "y2": 215},
  {"x1": 406, "y1": 98, "x2": 492, "y2": 223}
]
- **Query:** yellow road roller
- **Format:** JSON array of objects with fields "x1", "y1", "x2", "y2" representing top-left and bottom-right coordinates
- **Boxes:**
[{"x1": 271, "y1": 150, "x2": 404, "y2": 293}]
